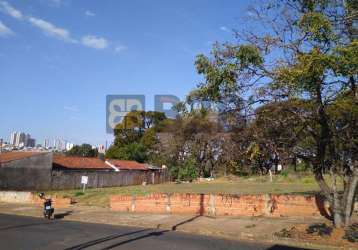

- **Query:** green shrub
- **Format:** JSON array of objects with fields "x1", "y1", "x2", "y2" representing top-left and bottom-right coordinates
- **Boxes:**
[
  {"x1": 75, "y1": 191, "x2": 84, "y2": 197},
  {"x1": 105, "y1": 142, "x2": 147, "y2": 162},
  {"x1": 177, "y1": 158, "x2": 198, "y2": 182},
  {"x1": 280, "y1": 170, "x2": 289, "y2": 178}
]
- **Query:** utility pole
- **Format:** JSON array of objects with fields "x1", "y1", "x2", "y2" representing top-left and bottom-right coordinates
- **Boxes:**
[{"x1": 0, "y1": 138, "x2": 3, "y2": 153}]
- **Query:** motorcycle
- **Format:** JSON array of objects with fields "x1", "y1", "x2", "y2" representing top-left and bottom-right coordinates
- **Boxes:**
[{"x1": 39, "y1": 193, "x2": 54, "y2": 220}]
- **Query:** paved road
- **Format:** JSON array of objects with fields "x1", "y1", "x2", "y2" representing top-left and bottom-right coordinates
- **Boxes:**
[{"x1": 0, "y1": 214, "x2": 311, "y2": 250}]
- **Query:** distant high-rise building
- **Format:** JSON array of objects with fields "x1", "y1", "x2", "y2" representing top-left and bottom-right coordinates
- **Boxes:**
[
  {"x1": 98, "y1": 144, "x2": 106, "y2": 154},
  {"x1": 25, "y1": 133, "x2": 31, "y2": 146},
  {"x1": 10, "y1": 131, "x2": 36, "y2": 147},
  {"x1": 10, "y1": 132, "x2": 17, "y2": 145},
  {"x1": 54, "y1": 139, "x2": 66, "y2": 151},
  {"x1": 44, "y1": 139, "x2": 49, "y2": 149},
  {"x1": 66, "y1": 142, "x2": 74, "y2": 151},
  {"x1": 15, "y1": 132, "x2": 26, "y2": 147},
  {"x1": 27, "y1": 138, "x2": 36, "y2": 148},
  {"x1": 54, "y1": 139, "x2": 59, "y2": 150}
]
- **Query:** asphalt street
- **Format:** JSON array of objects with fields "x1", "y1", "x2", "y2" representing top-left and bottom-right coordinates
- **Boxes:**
[{"x1": 0, "y1": 213, "x2": 312, "y2": 250}]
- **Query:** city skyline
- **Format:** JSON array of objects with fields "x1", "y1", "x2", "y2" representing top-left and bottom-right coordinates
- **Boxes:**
[
  {"x1": 3, "y1": 130, "x2": 105, "y2": 152},
  {"x1": 9, "y1": 131, "x2": 35, "y2": 147}
]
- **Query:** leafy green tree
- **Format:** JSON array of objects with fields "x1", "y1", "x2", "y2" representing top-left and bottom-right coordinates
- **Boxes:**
[
  {"x1": 106, "y1": 142, "x2": 147, "y2": 163},
  {"x1": 190, "y1": 0, "x2": 358, "y2": 227},
  {"x1": 66, "y1": 143, "x2": 98, "y2": 157},
  {"x1": 106, "y1": 111, "x2": 166, "y2": 162},
  {"x1": 155, "y1": 111, "x2": 225, "y2": 179},
  {"x1": 178, "y1": 157, "x2": 199, "y2": 182}
]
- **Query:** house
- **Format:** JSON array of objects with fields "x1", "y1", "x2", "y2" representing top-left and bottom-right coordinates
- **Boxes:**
[
  {"x1": 0, "y1": 152, "x2": 167, "y2": 190},
  {"x1": 0, "y1": 151, "x2": 53, "y2": 190},
  {"x1": 53, "y1": 155, "x2": 112, "y2": 171},
  {"x1": 51, "y1": 156, "x2": 164, "y2": 189},
  {"x1": 106, "y1": 160, "x2": 149, "y2": 171}
]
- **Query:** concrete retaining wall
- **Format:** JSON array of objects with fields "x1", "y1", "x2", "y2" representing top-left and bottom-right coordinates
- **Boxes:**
[
  {"x1": 0, "y1": 191, "x2": 71, "y2": 208},
  {"x1": 0, "y1": 191, "x2": 33, "y2": 203},
  {"x1": 110, "y1": 193, "x2": 335, "y2": 218}
]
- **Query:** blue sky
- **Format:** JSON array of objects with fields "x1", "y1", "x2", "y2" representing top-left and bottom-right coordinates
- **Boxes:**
[{"x1": 0, "y1": 0, "x2": 251, "y2": 146}]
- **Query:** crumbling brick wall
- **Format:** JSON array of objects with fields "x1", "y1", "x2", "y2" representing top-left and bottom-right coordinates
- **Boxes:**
[{"x1": 110, "y1": 193, "x2": 329, "y2": 218}]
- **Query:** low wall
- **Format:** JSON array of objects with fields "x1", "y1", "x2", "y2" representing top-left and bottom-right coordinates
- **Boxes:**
[
  {"x1": 0, "y1": 191, "x2": 71, "y2": 208},
  {"x1": 0, "y1": 191, "x2": 33, "y2": 203},
  {"x1": 110, "y1": 193, "x2": 332, "y2": 218}
]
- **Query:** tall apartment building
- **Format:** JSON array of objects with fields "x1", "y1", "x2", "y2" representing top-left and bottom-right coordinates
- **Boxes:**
[
  {"x1": 15, "y1": 132, "x2": 26, "y2": 147},
  {"x1": 44, "y1": 139, "x2": 49, "y2": 149},
  {"x1": 65, "y1": 142, "x2": 74, "y2": 151},
  {"x1": 10, "y1": 131, "x2": 36, "y2": 147},
  {"x1": 98, "y1": 144, "x2": 106, "y2": 154},
  {"x1": 54, "y1": 139, "x2": 65, "y2": 151},
  {"x1": 26, "y1": 138, "x2": 36, "y2": 147},
  {"x1": 10, "y1": 132, "x2": 17, "y2": 145}
]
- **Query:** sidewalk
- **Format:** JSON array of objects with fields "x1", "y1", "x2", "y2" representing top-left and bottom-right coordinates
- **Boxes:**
[{"x1": 0, "y1": 202, "x2": 356, "y2": 250}]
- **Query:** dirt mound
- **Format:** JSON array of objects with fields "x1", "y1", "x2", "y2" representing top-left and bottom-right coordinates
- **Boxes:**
[
  {"x1": 344, "y1": 223, "x2": 358, "y2": 243},
  {"x1": 275, "y1": 223, "x2": 357, "y2": 248}
]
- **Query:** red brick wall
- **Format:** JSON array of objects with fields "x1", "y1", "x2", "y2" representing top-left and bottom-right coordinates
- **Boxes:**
[
  {"x1": 268, "y1": 194, "x2": 321, "y2": 217},
  {"x1": 110, "y1": 193, "x2": 328, "y2": 218},
  {"x1": 214, "y1": 194, "x2": 266, "y2": 217}
]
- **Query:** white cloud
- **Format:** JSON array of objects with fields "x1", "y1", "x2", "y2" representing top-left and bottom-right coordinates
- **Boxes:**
[
  {"x1": 0, "y1": 1, "x2": 112, "y2": 51},
  {"x1": 28, "y1": 17, "x2": 76, "y2": 43},
  {"x1": 220, "y1": 26, "x2": 230, "y2": 32},
  {"x1": 0, "y1": 20, "x2": 13, "y2": 37},
  {"x1": 0, "y1": 1, "x2": 23, "y2": 20},
  {"x1": 64, "y1": 105, "x2": 79, "y2": 112},
  {"x1": 85, "y1": 10, "x2": 95, "y2": 17},
  {"x1": 114, "y1": 45, "x2": 128, "y2": 53},
  {"x1": 81, "y1": 35, "x2": 108, "y2": 49}
]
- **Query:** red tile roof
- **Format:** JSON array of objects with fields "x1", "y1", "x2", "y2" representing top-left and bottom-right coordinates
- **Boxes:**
[
  {"x1": 107, "y1": 159, "x2": 148, "y2": 170},
  {"x1": 0, "y1": 152, "x2": 44, "y2": 164},
  {"x1": 53, "y1": 155, "x2": 111, "y2": 170}
]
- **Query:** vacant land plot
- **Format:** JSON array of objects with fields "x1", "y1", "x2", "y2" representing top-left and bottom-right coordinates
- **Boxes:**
[{"x1": 48, "y1": 175, "x2": 324, "y2": 207}]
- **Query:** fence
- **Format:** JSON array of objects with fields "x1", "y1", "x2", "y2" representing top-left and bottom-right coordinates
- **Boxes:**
[{"x1": 51, "y1": 170, "x2": 167, "y2": 190}]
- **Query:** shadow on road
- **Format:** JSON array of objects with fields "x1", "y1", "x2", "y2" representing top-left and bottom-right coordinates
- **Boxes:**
[
  {"x1": 171, "y1": 193, "x2": 205, "y2": 231},
  {"x1": 266, "y1": 245, "x2": 313, "y2": 250},
  {"x1": 64, "y1": 229, "x2": 151, "y2": 250},
  {"x1": 54, "y1": 211, "x2": 73, "y2": 220},
  {"x1": 64, "y1": 213, "x2": 204, "y2": 250},
  {"x1": 99, "y1": 230, "x2": 169, "y2": 250},
  {"x1": 65, "y1": 227, "x2": 314, "y2": 250},
  {"x1": 171, "y1": 215, "x2": 201, "y2": 231},
  {"x1": 0, "y1": 221, "x2": 54, "y2": 231}
]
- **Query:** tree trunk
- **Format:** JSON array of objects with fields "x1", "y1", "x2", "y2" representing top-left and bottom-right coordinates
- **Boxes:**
[
  {"x1": 314, "y1": 171, "x2": 333, "y2": 202},
  {"x1": 331, "y1": 171, "x2": 343, "y2": 227},
  {"x1": 343, "y1": 173, "x2": 358, "y2": 225}
]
